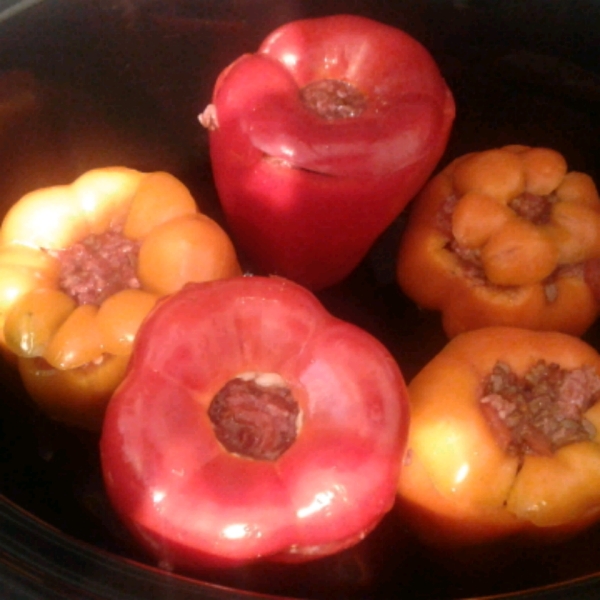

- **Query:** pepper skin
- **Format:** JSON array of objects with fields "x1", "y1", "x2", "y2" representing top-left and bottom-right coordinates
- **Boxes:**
[
  {"x1": 0, "y1": 167, "x2": 242, "y2": 430},
  {"x1": 397, "y1": 326, "x2": 600, "y2": 548},
  {"x1": 200, "y1": 14, "x2": 455, "y2": 290},
  {"x1": 397, "y1": 145, "x2": 600, "y2": 337},
  {"x1": 100, "y1": 276, "x2": 409, "y2": 569}
]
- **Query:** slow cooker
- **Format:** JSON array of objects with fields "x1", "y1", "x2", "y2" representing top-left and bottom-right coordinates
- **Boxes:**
[{"x1": 1, "y1": 0, "x2": 600, "y2": 598}]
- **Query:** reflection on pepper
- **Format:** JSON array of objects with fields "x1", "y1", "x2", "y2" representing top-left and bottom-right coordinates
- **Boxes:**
[
  {"x1": 397, "y1": 145, "x2": 600, "y2": 337},
  {"x1": 397, "y1": 326, "x2": 600, "y2": 548},
  {"x1": 0, "y1": 167, "x2": 242, "y2": 430}
]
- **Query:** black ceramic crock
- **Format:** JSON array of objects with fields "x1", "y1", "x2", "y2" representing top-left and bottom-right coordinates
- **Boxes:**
[{"x1": 1, "y1": 1, "x2": 600, "y2": 598}]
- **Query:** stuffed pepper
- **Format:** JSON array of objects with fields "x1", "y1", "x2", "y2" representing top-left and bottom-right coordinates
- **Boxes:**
[
  {"x1": 397, "y1": 145, "x2": 600, "y2": 337},
  {"x1": 0, "y1": 167, "x2": 242, "y2": 430},
  {"x1": 101, "y1": 275, "x2": 409, "y2": 568},
  {"x1": 200, "y1": 14, "x2": 455, "y2": 290},
  {"x1": 397, "y1": 326, "x2": 600, "y2": 547}
]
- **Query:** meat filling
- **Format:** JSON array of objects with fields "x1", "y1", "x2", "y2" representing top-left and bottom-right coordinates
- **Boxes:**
[
  {"x1": 50, "y1": 230, "x2": 140, "y2": 306},
  {"x1": 480, "y1": 360, "x2": 600, "y2": 459},
  {"x1": 508, "y1": 191, "x2": 556, "y2": 225},
  {"x1": 208, "y1": 375, "x2": 300, "y2": 461},
  {"x1": 300, "y1": 79, "x2": 367, "y2": 121},
  {"x1": 438, "y1": 192, "x2": 574, "y2": 298},
  {"x1": 584, "y1": 257, "x2": 600, "y2": 302}
]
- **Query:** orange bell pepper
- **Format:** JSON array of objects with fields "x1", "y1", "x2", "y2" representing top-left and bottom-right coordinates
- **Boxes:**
[
  {"x1": 396, "y1": 145, "x2": 600, "y2": 337},
  {"x1": 397, "y1": 326, "x2": 600, "y2": 548},
  {"x1": 0, "y1": 167, "x2": 242, "y2": 430}
]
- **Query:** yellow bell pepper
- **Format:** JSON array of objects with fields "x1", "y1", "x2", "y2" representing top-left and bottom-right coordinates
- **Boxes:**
[{"x1": 0, "y1": 167, "x2": 242, "y2": 430}]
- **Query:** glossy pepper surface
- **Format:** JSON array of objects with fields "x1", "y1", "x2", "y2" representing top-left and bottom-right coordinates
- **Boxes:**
[
  {"x1": 100, "y1": 275, "x2": 409, "y2": 568},
  {"x1": 397, "y1": 145, "x2": 600, "y2": 337},
  {"x1": 397, "y1": 326, "x2": 600, "y2": 547},
  {"x1": 0, "y1": 167, "x2": 242, "y2": 430},
  {"x1": 200, "y1": 14, "x2": 455, "y2": 290}
]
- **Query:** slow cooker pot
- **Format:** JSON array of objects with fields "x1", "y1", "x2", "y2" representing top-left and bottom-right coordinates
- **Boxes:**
[{"x1": 1, "y1": 0, "x2": 600, "y2": 598}]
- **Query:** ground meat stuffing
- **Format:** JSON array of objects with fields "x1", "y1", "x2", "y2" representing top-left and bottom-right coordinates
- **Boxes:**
[
  {"x1": 437, "y1": 192, "x2": 577, "y2": 298},
  {"x1": 508, "y1": 192, "x2": 556, "y2": 225},
  {"x1": 300, "y1": 79, "x2": 367, "y2": 121},
  {"x1": 584, "y1": 257, "x2": 600, "y2": 303},
  {"x1": 49, "y1": 230, "x2": 140, "y2": 306},
  {"x1": 436, "y1": 194, "x2": 458, "y2": 237},
  {"x1": 480, "y1": 360, "x2": 600, "y2": 459},
  {"x1": 208, "y1": 376, "x2": 300, "y2": 461},
  {"x1": 447, "y1": 239, "x2": 486, "y2": 283}
]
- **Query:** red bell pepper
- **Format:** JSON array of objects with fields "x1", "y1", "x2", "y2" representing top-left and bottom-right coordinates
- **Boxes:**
[
  {"x1": 100, "y1": 276, "x2": 409, "y2": 569},
  {"x1": 200, "y1": 14, "x2": 455, "y2": 290}
]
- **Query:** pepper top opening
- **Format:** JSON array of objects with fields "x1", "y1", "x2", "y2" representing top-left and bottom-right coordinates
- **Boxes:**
[
  {"x1": 208, "y1": 372, "x2": 300, "y2": 461},
  {"x1": 300, "y1": 79, "x2": 366, "y2": 121},
  {"x1": 480, "y1": 360, "x2": 600, "y2": 461},
  {"x1": 51, "y1": 230, "x2": 140, "y2": 306}
]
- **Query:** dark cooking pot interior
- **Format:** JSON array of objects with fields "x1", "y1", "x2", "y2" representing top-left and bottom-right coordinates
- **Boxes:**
[{"x1": 1, "y1": 0, "x2": 600, "y2": 598}]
